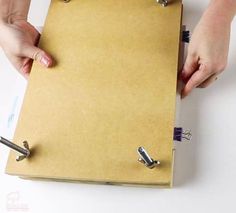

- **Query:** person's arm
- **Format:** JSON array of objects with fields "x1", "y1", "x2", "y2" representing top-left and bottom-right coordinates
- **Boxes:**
[
  {"x1": 0, "y1": 0, "x2": 31, "y2": 23},
  {"x1": 181, "y1": 0, "x2": 236, "y2": 98},
  {"x1": 0, "y1": 0, "x2": 53, "y2": 78}
]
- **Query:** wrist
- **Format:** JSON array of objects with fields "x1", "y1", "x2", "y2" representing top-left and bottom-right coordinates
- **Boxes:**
[
  {"x1": 0, "y1": 17, "x2": 7, "y2": 27},
  {"x1": 0, "y1": 14, "x2": 27, "y2": 26},
  {"x1": 0, "y1": 0, "x2": 30, "y2": 24},
  {"x1": 0, "y1": 0, "x2": 10, "y2": 24},
  {"x1": 206, "y1": 0, "x2": 236, "y2": 23}
]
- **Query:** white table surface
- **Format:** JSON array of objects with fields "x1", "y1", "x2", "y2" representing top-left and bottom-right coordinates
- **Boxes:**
[{"x1": 1, "y1": 1, "x2": 236, "y2": 212}]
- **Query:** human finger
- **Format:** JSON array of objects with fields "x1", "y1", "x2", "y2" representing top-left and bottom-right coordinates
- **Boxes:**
[
  {"x1": 181, "y1": 64, "x2": 212, "y2": 98},
  {"x1": 181, "y1": 53, "x2": 199, "y2": 83}
]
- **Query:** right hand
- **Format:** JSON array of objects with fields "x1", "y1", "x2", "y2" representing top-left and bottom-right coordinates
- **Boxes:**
[
  {"x1": 180, "y1": 12, "x2": 231, "y2": 98},
  {"x1": 0, "y1": 19, "x2": 53, "y2": 79}
]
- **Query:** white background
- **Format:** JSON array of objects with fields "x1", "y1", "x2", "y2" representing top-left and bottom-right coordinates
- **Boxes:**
[{"x1": 1, "y1": 0, "x2": 236, "y2": 212}]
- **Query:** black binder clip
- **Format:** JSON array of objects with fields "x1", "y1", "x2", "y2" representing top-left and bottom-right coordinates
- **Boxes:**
[
  {"x1": 182, "y1": 30, "x2": 190, "y2": 43},
  {"x1": 0, "y1": 136, "x2": 30, "y2": 161},
  {"x1": 137, "y1": 147, "x2": 160, "y2": 169},
  {"x1": 157, "y1": 0, "x2": 168, "y2": 7},
  {"x1": 174, "y1": 127, "x2": 192, "y2": 142}
]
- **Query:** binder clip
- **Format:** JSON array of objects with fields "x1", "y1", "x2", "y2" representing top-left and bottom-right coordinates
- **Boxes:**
[
  {"x1": 137, "y1": 147, "x2": 160, "y2": 169},
  {"x1": 182, "y1": 30, "x2": 190, "y2": 43},
  {"x1": 157, "y1": 0, "x2": 168, "y2": 7},
  {"x1": 174, "y1": 127, "x2": 192, "y2": 142},
  {"x1": 63, "y1": 0, "x2": 70, "y2": 3},
  {"x1": 0, "y1": 136, "x2": 30, "y2": 161}
]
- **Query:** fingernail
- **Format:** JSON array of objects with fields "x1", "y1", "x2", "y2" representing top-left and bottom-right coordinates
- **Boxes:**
[{"x1": 40, "y1": 56, "x2": 51, "y2": 67}]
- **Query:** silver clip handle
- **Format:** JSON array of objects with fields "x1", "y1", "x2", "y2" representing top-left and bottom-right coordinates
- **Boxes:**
[
  {"x1": 137, "y1": 147, "x2": 160, "y2": 169},
  {"x1": 157, "y1": 0, "x2": 168, "y2": 7},
  {"x1": 0, "y1": 136, "x2": 30, "y2": 161}
]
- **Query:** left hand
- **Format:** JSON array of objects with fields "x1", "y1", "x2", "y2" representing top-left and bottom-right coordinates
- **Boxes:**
[{"x1": 0, "y1": 19, "x2": 53, "y2": 79}]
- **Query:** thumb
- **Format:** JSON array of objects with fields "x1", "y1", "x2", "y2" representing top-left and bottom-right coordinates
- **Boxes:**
[
  {"x1": 22, "y1": 44, "x2": 53, "y2": 68},
  {"x1": 181, "y1": 53, "x2": 198, "y2": 83}
]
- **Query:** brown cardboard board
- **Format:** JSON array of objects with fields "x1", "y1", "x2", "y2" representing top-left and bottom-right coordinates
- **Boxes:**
[{"x1": 6, "y1": 0, "x2": 182, "y2": 187}]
